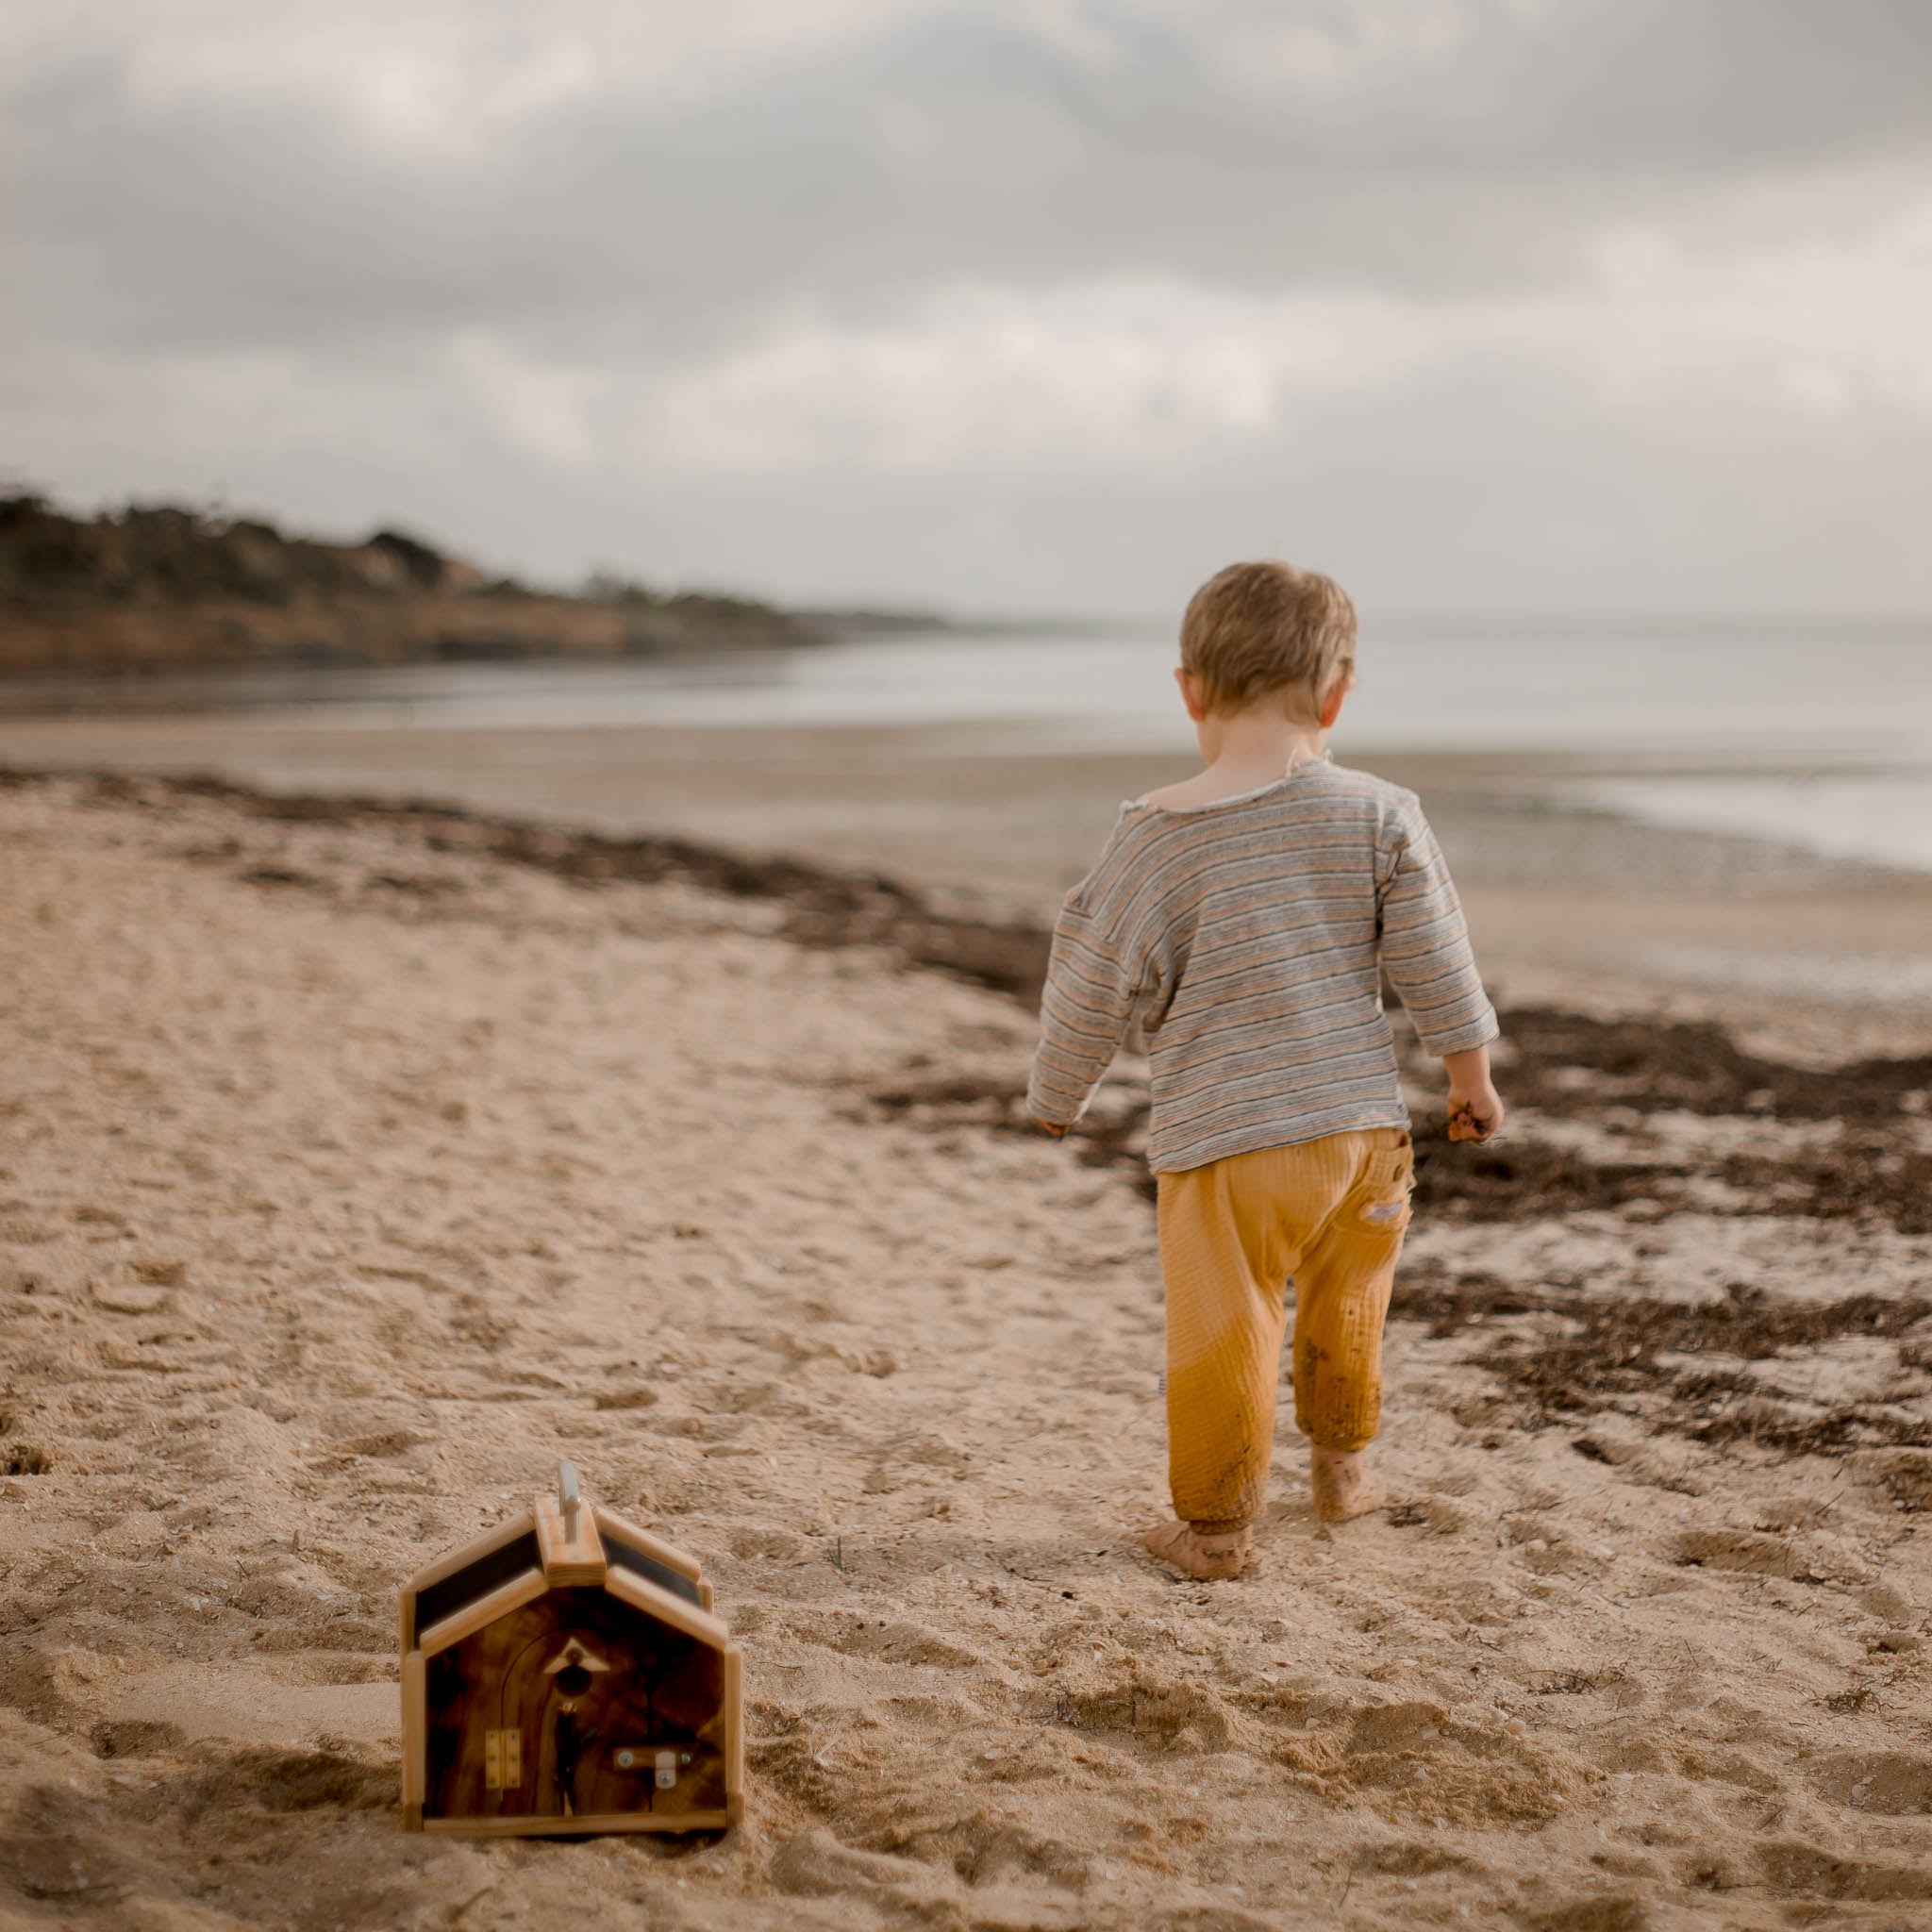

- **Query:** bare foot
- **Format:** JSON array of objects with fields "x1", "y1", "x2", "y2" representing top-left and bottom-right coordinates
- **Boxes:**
[
  {"x1": 1141, "y1": 1521, "x2": 1251, "y2": 1580},
  {"x1": 1310, "y1": 1449, "x2": 1387, "y2": 1524}
]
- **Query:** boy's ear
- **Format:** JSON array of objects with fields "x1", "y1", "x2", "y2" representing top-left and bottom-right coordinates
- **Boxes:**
[
  {"x1": 1174, "y1": 667, "x2": 1209, "y2": 724},
  {"x1": 1318, "y1": 672, "x2": 1354, "y2": 731}
]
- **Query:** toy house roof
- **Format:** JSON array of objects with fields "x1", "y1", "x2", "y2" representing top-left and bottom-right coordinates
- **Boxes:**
[{"x1": 400, "y1": 1488, "x2": 725, "y2": 1657}]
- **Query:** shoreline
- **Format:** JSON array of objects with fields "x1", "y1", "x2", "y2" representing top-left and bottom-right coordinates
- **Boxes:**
[{"x1": 3, "y1": 709, "x2": 1929, "y2": 1058}]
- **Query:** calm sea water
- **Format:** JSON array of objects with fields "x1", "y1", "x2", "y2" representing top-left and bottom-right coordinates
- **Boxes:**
[{"x1": 252, "y1": 620, "x2": 1932, "y2": 872}]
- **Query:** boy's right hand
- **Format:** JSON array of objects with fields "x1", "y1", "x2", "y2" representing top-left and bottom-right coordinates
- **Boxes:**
[{"x1": 1445, "y1": 1081, "x2": 1505, "y2": 1142}]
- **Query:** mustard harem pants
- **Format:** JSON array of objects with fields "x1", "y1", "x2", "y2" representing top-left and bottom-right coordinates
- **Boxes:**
[{"x1": 1156, "y1": 1126, "x2": 1415, "y2": 1532}]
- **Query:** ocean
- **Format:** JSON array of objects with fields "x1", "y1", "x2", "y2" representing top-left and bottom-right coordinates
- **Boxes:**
[{"x1": 242, "y1": 619, "x2": 1932, "y2": 873}]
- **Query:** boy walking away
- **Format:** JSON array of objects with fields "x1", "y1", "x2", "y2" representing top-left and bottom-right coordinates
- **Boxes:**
[{"x1": 1027, "y1": 562, "x2": 1505, "y2": 1582}]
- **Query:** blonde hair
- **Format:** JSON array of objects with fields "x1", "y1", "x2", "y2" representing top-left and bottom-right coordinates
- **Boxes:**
[{"x1": 1179, "y1": 561, "x2": 1357, "y2": 720}]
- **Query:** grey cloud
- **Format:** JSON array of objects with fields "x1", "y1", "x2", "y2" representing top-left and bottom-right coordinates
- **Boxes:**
[
  {"x1": 580, "y1": 356, "x2": 1932, "y2": 619},
  {"x1": 14, "y1": 309, "x2": 1931, "y2": 619},
  {"x1": 6, "y1": 0, "x2": 1931, "y2": 615},
  {"x1": 9, "y1": 0, "x2": 1932, "y2": 362}
]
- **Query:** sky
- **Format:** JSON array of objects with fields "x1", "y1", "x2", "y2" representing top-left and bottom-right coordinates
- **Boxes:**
[{"x1": 5, "y1": 0, "x2": 1931, "y2": 618}]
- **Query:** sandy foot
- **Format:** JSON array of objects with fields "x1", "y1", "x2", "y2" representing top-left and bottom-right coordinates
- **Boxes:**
[
  {"x1": 1313, "y1": 1450, "x2": 1391, "y2": 1524},
  {"x1": 1141, "y1": 1522, "x2": 1252, "y2": 1581}
]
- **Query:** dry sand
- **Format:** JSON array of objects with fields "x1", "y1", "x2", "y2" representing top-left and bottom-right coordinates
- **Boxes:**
[{"x1": 3, "y1": 768, "x2": 1932, "y2": 1930}]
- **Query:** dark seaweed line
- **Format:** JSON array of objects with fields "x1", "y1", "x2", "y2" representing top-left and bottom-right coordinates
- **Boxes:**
[
  {"x1": 1398, "y1": 1266, "x2": 1932, "y2": 1457},
  {"x1": 9, "y1": 764, "x2": 1930, "y2": 1165},
  {"x1": 0, "y1": 764, "x2": 1055, "y2": 1002}
]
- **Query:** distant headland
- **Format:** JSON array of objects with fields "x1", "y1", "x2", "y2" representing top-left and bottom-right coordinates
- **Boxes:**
[{"x1": 0, "y1": 491, "x2": 949, "y2": 677}]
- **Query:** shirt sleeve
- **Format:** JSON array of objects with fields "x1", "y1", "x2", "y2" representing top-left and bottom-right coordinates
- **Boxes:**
[
  {"x1": 1377, "y1": 802, "x2": 1498, "y2": 1057},
  {"x1": 1026, "y1": 879, "x2": 1145, "y2": 1130}
]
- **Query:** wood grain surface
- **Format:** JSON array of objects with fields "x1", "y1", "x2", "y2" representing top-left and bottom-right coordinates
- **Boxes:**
[{"x1": 424, "y1": 1585, "x2": 728, "y2": 1823}]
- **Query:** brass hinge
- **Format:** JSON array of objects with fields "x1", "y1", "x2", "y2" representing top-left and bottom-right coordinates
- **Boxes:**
[{"x1": 484, "y1": 1728, "x2": 523, "y2": 1790}]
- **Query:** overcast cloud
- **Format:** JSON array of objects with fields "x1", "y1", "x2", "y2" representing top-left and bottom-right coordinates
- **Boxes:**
[{"x1": 5, "y1": 0, "x2": 1930, "y2": 615}]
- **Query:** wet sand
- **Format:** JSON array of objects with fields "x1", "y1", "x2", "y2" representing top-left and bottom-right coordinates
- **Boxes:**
[
  {"x1": 2, "y1": 766, "x2": 1930, "y2": 1929},
  {"x1": 3, "y1": 707, "x2": 1929, "y2": 1055}
]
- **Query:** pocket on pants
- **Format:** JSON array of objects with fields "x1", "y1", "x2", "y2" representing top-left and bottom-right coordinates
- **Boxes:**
[
  {"x1": 1332, "y1": 1186, "x2": 1411, "y2": 1237},
  {"x1": 1330, "y1": 1140, "x2": 1414, "y2": 1237}
]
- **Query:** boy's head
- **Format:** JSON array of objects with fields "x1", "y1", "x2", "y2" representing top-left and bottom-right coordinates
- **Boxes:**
[{"x1": 1178, "y1": 561, "x2": 1357, "y2": 724}]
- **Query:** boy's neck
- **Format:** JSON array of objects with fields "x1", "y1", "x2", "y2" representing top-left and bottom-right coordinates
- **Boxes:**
[
  {"x1": 1139, "y1": 698, "x2": 1336, "y2": 812},
  {"x1": 1196, "y1": 707, "x2": 1329, "y2": 784}
]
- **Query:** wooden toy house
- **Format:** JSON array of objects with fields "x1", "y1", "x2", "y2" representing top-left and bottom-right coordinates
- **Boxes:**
[{"x1": 399, "y1": 1461, "x2": 741, "y2": 1835}]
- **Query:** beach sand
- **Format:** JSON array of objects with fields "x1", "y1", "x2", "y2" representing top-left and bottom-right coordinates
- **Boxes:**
[
  {"x1": 4, "y1": 706, "x2": 1931, "y2": 1050},
  {"x1": 3, "y1": 764, "x2": 1931, "y2": 1929}
]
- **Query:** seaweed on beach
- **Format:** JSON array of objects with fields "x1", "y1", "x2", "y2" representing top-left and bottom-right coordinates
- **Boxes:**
[
  {"x1": 1394, "y1": 1264, "x2": 1932, "y2": 1456},
  {"x1": 32, "y1": 772, "x2": 1932, "y2": 1126},
  {"x1": 97, "y1": 769, "x2": 1058, "y2": 1002},
  {"x1": 19, "y1": 768, "x2": 1932, "y2": 1241},
  {"x1": 1407, "y1": 1123, "x2": 1685, "y2": 1220},
  {"x1": 1715, "y1": 1140, "x2": 1932, "y2": 1237},
  {"x1": 1472, "y1": 1007, "x2": 1932, "y2": 1124},
  {"x1": 858, "y1": 1074, "x2": 1932, "y2": 1234}
]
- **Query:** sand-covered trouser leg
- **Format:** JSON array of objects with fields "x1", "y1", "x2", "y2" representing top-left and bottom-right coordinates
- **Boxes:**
[
  {"x1": 1291, "y1": 1130, "x2": 1413, "y2": 1453},
  {"x1": 1157, "y1": 1127, "x2": 1414, "y2": 1527}
]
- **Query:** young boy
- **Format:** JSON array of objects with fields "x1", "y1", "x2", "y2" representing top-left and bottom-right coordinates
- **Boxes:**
[{"x1": 1027, "y1": 561, "x2": 1504, "y2": 1582}]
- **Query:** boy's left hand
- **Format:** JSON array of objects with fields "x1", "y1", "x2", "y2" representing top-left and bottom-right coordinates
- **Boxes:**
[{"x1": 1445, "y1": 1081, "x2": 1506, "y2": 1142}]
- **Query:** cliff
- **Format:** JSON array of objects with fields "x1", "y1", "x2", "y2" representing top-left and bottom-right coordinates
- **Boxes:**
[{"x1": 0, "y1": 492, "x2": 824, "y2": 675}]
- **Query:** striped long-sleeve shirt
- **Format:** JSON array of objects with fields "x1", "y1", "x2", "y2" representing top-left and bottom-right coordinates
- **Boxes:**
[{"x1": 1026, "y1": 755, "x2": 1497, "y2": 1172}]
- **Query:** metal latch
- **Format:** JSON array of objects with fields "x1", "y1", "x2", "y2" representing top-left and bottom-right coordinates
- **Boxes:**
[{"x1": 614, "y1": 1744, "x2": 693, "y2": 1789}]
